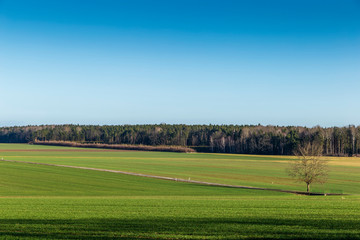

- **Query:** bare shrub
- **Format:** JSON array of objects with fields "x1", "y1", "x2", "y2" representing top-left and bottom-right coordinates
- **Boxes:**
[{"x1": 33, "y1": 140, "x2": 196, "y2": 153}]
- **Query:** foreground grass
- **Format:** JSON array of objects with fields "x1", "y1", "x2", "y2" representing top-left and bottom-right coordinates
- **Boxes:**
[{"x1": 0, "y1": 196, "x2": 359, "y2": 239}]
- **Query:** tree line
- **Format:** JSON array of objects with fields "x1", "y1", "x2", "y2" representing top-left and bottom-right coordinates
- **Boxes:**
[{"x1": 0, "y1": 124, "x2": 359, "y2": 156}]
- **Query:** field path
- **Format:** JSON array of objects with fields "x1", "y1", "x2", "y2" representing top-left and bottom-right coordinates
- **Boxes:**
[{"x1": 0, "y1": 158, "x2": 340, "y2": 196}]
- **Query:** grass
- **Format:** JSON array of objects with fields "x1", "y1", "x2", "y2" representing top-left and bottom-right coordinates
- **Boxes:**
[
  {"x1": 0, "y1": 144, "x2": 359, "y2": 239},
  {"x1": 0, "y1": 196, "x2": 360, "y2": 239},
  {"x1": 1, "y1": 144, "x2": 359, "y2": 194},
  {"x1": 0, "y1": 160, "x2": 278, "y2": 197}
]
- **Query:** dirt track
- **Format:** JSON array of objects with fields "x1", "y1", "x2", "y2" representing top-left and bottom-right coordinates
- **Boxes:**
[{"x1": 0, "y1": 158, "x2": 343, "y2": 196}]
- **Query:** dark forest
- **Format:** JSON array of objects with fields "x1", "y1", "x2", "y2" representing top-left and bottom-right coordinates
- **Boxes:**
[{"x1": 1, "y1": 124, "x2": 359, "y2": 156}]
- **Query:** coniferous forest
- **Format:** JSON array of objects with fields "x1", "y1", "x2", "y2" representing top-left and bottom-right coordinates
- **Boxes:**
[{"x1": 0, "y1": 124, "x2": 359, "y2": 156}]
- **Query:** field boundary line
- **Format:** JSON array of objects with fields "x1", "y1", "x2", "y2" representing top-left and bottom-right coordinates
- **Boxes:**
[{"x1": 0, "y1": 159, "x2": 344, "y2": 196}]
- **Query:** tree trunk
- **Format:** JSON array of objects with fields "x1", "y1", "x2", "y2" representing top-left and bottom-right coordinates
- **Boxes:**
[{"x1": 306, "y1": 183, "x2": 310, "y2": 193}]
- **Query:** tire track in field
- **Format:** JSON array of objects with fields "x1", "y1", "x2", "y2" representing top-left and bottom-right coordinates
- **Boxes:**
[{"x1": 0, "y1": 159, "x2": 341, "y2": 196}]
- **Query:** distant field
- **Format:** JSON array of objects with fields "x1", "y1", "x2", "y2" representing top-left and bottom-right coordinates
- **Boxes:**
[
  {"x1": 0, "y1": 144, "x2": 359, "y2": 239},
  {"x1": 1, "y1": 144, "x2": 359, "y2": 194},
  {"x1": 0, "y1": 160, "x2": 271, "y2": 197}
]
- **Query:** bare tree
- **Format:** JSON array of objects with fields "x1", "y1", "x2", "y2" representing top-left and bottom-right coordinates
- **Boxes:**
[{"x1": 287, "y1": 143, "x2": 328, "y2": 193}]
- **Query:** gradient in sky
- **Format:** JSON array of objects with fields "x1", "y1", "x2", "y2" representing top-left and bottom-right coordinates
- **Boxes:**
[{"x1": 0, "y1": 0, "x2": 359, "y2": 127}]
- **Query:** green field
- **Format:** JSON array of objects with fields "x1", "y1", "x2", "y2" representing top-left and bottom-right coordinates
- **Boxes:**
[
  {"x1": 0, "y1": 144, "x2": 359, "y2": 239},
  {"x1": 1, "y1": 143, "x2": 359, "y2": 194}
]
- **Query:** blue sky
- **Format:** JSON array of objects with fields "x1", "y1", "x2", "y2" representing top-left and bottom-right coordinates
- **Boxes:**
[{"x1": 0, "y1": 0, "x2": 359, "y2": 127}]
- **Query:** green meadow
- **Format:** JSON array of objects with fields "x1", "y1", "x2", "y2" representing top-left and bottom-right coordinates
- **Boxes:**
[
  {"x1": 0, "y1": 144, "x2": 359, "y2": 239},
  {"x1": 1, "y1": 144, "x2": 359, "y2": 194}
]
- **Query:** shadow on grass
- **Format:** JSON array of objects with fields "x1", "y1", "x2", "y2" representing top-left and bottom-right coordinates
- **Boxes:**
[{"x1": 0, "y1": 217, "x2": 359, "y2": 239}]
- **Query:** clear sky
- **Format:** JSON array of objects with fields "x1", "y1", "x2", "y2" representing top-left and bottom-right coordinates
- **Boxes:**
[{"x1": 0, "y1": 0, "x2": 359, "y2": 127}]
